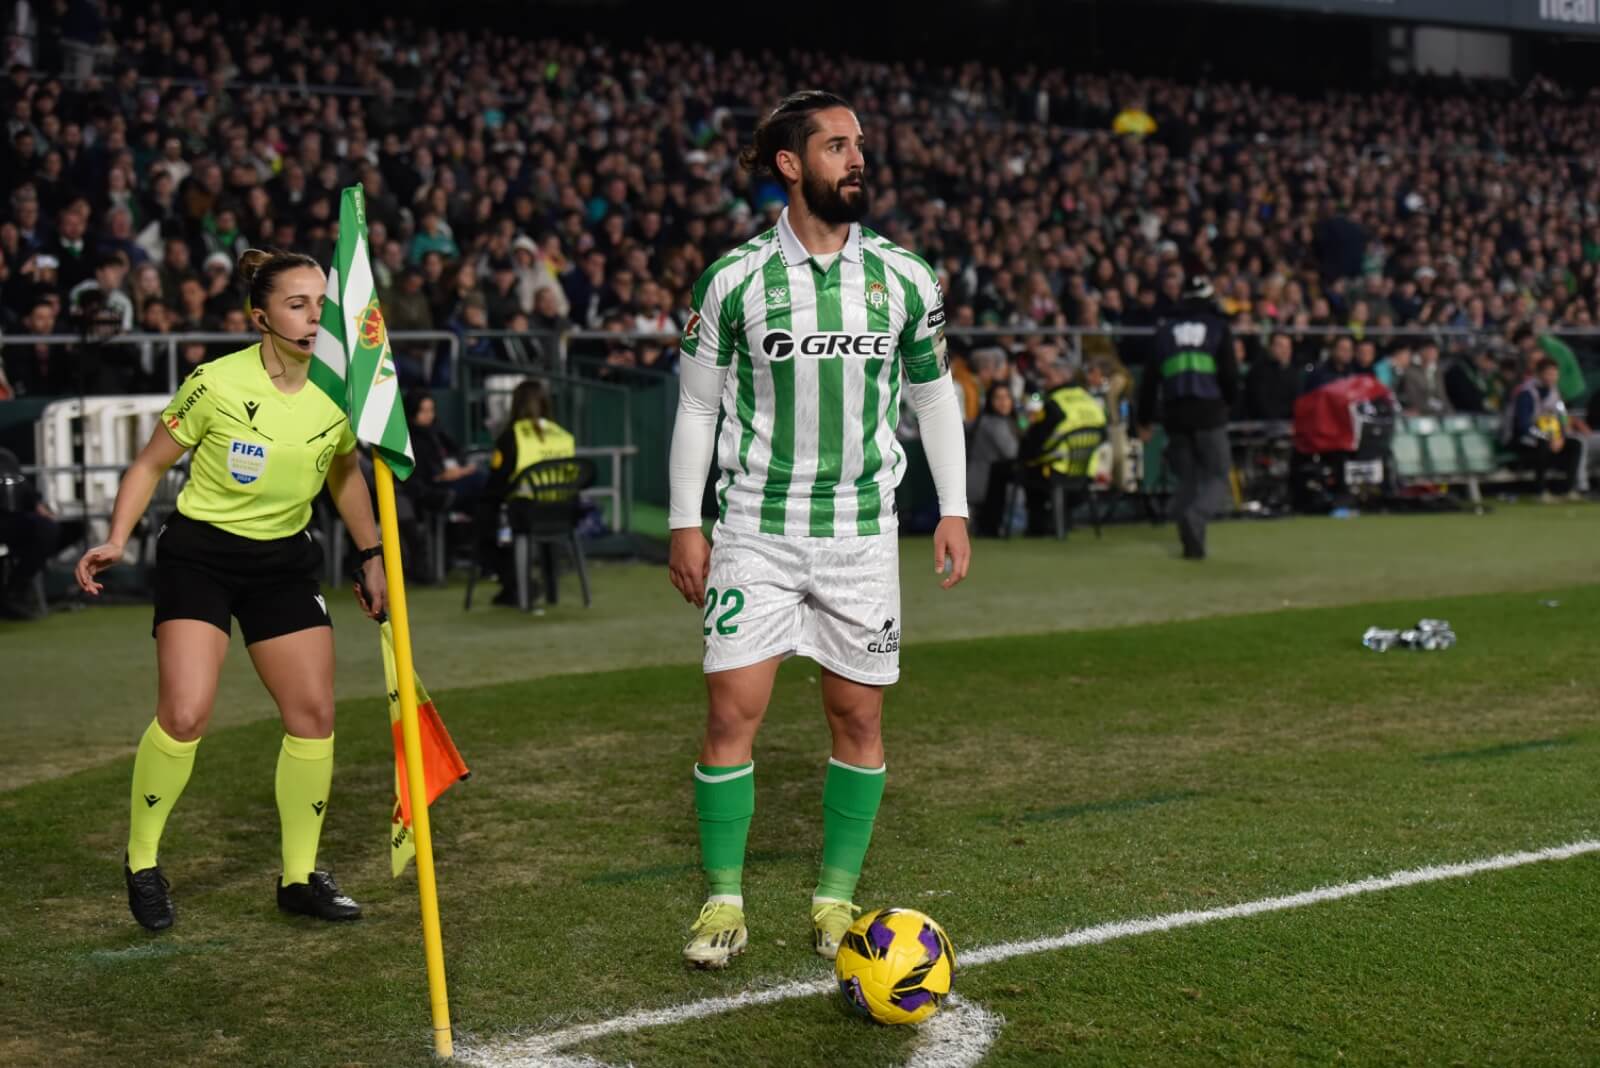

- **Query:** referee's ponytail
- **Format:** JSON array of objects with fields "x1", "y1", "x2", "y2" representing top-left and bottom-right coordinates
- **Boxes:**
[
  {"x1": 739, "y1": 90, "x2": 854, "y2": 183},
  {"x1": 239, "y1": 248, "x2": 321, "y2": 315}
]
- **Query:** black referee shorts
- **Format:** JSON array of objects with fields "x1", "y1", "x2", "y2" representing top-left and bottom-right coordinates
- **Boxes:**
[{"x1": 151, "y1": 512, "x2": 331, "y2": 644}]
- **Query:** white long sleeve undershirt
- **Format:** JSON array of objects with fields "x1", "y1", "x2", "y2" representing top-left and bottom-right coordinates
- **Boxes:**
[{"x1": 667, "y1": 359, "x2": 970, "y2": 529}]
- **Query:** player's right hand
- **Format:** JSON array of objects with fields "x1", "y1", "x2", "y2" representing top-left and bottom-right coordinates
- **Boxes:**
[
  {"x1": 668, "y1": 528, "x2": 711, "y2": 607},
  {"x1": 75, "y1": 541, "x2": 125, "y2": 596}
]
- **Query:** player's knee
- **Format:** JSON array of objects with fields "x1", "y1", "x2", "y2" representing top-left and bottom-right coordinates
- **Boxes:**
[
  {"x1": 705, "y1": 701, "x2": 763, "y2": 738},
  {"x1": 824, "y1": 703, "x2": 882, "y2": 744}
]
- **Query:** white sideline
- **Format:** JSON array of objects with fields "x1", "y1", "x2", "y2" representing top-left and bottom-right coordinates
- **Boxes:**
[{"x1": 463, "y1": 839, "x2": 1600, "y2": 1067}]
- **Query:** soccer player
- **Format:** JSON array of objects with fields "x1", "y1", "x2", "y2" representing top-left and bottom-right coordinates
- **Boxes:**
[
  {"x1": 667, "y1": 91, "x2": 971, "y2": 969},
  {"x1": 74, "y1": 248, "x2": 388, "y2": 931}
]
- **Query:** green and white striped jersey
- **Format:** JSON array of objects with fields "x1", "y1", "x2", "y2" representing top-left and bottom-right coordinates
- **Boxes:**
[{"x1": 680, "y1": 209, "x2": 948, "y2": 538}]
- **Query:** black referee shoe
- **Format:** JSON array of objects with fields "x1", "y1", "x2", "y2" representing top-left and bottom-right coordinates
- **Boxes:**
[
  {"x1": 277, "y1": 871, "x2": 362, "y2": 922},
  {"x1": 124, "y1": 856, "x2": 175, "y2": 931}
]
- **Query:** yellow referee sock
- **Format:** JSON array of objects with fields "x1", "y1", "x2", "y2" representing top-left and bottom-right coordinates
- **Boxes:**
[
  {"x1": 276, "y1": 733, "x2": 334, "y2": 887},
  {"x1": 127, "y1": 719, "x2": 199, "y2": 871}
]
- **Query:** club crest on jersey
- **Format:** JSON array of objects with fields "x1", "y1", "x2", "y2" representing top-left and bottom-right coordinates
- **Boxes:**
[
  {"x1": 867, "y1": 281, "x2": 887, "y2": 308},
  {"x1": 766, "y1": 285, "x2": 788, "y2": 307},
  {"x1": 228, "y1": 440, "x2": 268, "y2": 484}
]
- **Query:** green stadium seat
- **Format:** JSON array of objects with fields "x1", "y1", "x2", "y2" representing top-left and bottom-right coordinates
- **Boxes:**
[
  {"x1": 1457, "y1": 431, "x2": 1498, "y2": 475},
  {"x1": 1422, "y1": 433, "x2": 1461, "y2": 476},
  {"x1": 1441, "y1": 415, "x2": 1473, "y2": 433},
  {"x1": 1391, "y1": 432, "x2": 1427, "y2": 479},
  {"x1": 1407, "y1": 416, "x2": 1440, "y2": 436}
]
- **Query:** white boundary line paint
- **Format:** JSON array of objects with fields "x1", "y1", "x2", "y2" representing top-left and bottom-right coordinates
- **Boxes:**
[
  {"x1": 903, "y1": 996, "x2": 1004, "y2": 1068},
  {"x1": 464, "y1": 839, "x2": 1600, "y2": 1067}
]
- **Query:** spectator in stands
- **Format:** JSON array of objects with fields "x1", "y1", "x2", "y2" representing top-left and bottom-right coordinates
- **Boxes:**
[
  {"x1": 0, "y1": 446, "x2": 57, "y2": 620},
  {"x1": 967, "y1": 382, "x2": 1021, "y2": 537},
  {"x1": 527, "y1": 285, "x2": 571, "y2": 367},
  {"x1": 562, "y1": 248, "x2": 608, "y2": 329},
  {"x1": 1398, "y1": 340, "x2": 1452, "y2": 417},
  {"x1": 448, "y1": 292, "x2": 495, "y2": 376},
  {"x1": 950, "y1": 350, "x2": 982, "y2": 425},
  {"x1": 174, "y1": 273, "x2": 213, "y2": 331},
  {"x1": 200, "y1": 252, "x2": 235, "y2": 314},
  {"x1": 9, "y1": 7, "x2": 1600, "y2": 421},
  {"x1": 5, "y1": 295, "x2": 60, "y2": 395},
  {"x1": 1374, "y1": 342, "x2": 1410, "y2": 393},
  {"x1": 1112, "y1": 98, "x2": 1156, "y2": 138},
  {"x1": 404, "y1": 388, "x2": 486, "y2": 516},
  {"x1": 1304, "y1": 335, "x2": 1356, "y2": 392},
  {"x1": 512, "y1": 234, "x2": 565, "y2": 319},
  {"x1": 1515, "y1": 324, "x2": 1587, "y2": 407},
  {"x1": 1246, "y1": 331, "x2": 1301, "y2": 420},
  {"x1": 408, "y1": 208, "x2": 458, "y2": 265},
  {"x1": 66, "y1": 250, "x2": 132, "y2": 330},
  {"x1": 1353, "y1": 339, "x2": 1380, "y2": 379},
  {"x1": 1504, "y1": 358, "x2": 1586, "y2": 502},
  {"x1": 483, "y1": 257, "x2": 522, "y2": 329},
  {"x1": 383, "y1": 266, "x2": 435, "y2": 386},
  {"x1": 44, "y1": 201, "x2": 91, "y2": 291},
  {"x1": 1445, "y1": 349, "x2": 1501, "y2": 414},
  {"x1": 157, "y1": 234, "x2": 193, "y2": 307}
]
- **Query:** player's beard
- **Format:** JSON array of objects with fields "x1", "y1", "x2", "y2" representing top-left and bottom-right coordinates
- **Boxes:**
[{"x1": 802, "y1": 167, "x2": 870, "y2": 225}]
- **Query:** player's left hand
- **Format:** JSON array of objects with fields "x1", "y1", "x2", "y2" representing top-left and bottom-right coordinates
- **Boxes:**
[
  {"x1": 933, "y1": 516, "x2": 971, "y2": 590},
  {"x1": 353, "y1": 556, "x2": 388, "y2": 619}
]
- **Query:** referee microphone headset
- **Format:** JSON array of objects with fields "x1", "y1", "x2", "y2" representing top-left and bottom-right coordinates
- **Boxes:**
[{"x1": 247, "y1": 295, "x2": 303, "y2": 380}]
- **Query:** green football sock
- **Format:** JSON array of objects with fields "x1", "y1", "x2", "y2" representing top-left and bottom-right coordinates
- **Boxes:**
[
  {"x1": 815, "y1": 758, "x2": 886, "y2": 903},
  {"x1": 127, "y1": 719, "x2": 200, "y2": 871},
  {"x1": 276, "y1": 733, "x2": 334, "y2": 886},
  {"x1": 694, "y1": 762, "x2": 755, "y2": 900}
]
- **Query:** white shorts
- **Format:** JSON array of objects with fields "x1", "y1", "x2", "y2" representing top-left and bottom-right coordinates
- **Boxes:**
[{"x1": 702, "y1": 523, "x2": 901, "y2": 686}]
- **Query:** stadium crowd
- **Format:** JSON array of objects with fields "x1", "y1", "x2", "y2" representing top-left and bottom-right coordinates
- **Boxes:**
[{"x1": 1, "y1": 1, "x2": 1598, "y2": 430}]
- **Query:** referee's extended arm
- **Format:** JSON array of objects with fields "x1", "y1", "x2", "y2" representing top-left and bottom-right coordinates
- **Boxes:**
[
  {"x1": 325, "y1": 449, "x2": 386, "y2": 619},
  {"x1": 75, "y1": 424, "x2": 187, "y2": 595}
]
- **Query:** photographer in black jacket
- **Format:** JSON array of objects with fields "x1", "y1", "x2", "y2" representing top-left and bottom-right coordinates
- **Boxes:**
[{"x1": 1138, "y1": 275, "x2": 1239, "y2": 560}]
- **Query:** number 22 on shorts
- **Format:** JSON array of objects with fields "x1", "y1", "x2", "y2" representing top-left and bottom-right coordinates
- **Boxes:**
[{"x1": 702, "y1": 586, "x2": 745, "y2": 637}]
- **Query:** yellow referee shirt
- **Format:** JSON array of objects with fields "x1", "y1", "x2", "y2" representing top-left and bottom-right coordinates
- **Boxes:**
[{"x1": 161, "y1": 345, "x2": 357, "y2": 540}]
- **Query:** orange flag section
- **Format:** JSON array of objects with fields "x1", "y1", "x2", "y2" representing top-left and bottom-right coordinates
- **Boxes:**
[{"x1": 381, "y1": 621, "x2": 470, "y2": 876}]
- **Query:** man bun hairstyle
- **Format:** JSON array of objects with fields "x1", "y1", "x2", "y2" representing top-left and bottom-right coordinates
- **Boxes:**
[
  {"x1": 238, "y1": 247, "x2": 320, "y2": 314},
  {"x1": 738, "y1": 90, "x2": 854, "y2": 182}
]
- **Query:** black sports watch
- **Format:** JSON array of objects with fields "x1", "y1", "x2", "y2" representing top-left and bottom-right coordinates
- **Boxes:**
[{"x1": 351, "y1": 545, "x2": 383, "y2": 578}]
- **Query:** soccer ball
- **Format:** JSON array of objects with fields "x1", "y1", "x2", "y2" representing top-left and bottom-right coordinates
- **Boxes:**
[{"x1": 834, "y1": 907, "x2": 955, "y2": 1025}]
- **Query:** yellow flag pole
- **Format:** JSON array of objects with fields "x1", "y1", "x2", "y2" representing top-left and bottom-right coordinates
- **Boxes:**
[{"x1": 373, "y1": 457, "x2": 453, "y2": 1059}]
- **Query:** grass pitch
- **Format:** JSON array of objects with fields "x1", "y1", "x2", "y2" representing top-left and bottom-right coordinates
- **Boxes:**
[{"x1": 1, "y1": 506, "x2": 1597, "y2": 1066}]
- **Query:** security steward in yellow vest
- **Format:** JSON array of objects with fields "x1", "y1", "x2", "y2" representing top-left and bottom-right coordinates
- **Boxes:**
[
  {"x1": 1017, "y1": 361, "x2": 1107, "y2": 535},
  {"x1": 481, "y1": 380, "x2": 576, "y2": 606}
]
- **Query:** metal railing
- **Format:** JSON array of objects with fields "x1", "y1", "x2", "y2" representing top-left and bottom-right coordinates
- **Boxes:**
[{"x1": 1, "y1": 330, "x2": 462, "y2": 395}]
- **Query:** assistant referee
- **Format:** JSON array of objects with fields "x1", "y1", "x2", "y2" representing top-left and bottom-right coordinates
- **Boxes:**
[{"x1": 75, "y1": 248, "x2": 388, "y2": 931}]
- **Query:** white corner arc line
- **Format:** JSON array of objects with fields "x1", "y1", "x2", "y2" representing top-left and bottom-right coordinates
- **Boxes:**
[
  {"x1": 462, "y1": 839, "x2": 1600, "y2": 1067},
  {"x1": 903, "y1": 995, "x2": 1004, "y2": 1068}
]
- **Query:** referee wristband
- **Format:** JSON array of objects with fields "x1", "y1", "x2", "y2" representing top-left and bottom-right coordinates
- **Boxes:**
[{"x1": 351, "y1": 545, "x2": 383, "y2": 575}]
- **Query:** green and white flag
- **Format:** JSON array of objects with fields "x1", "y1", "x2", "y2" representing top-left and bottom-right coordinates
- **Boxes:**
[{"x1": 310, "y1": 185, "x2": 414, "y2": 480}]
